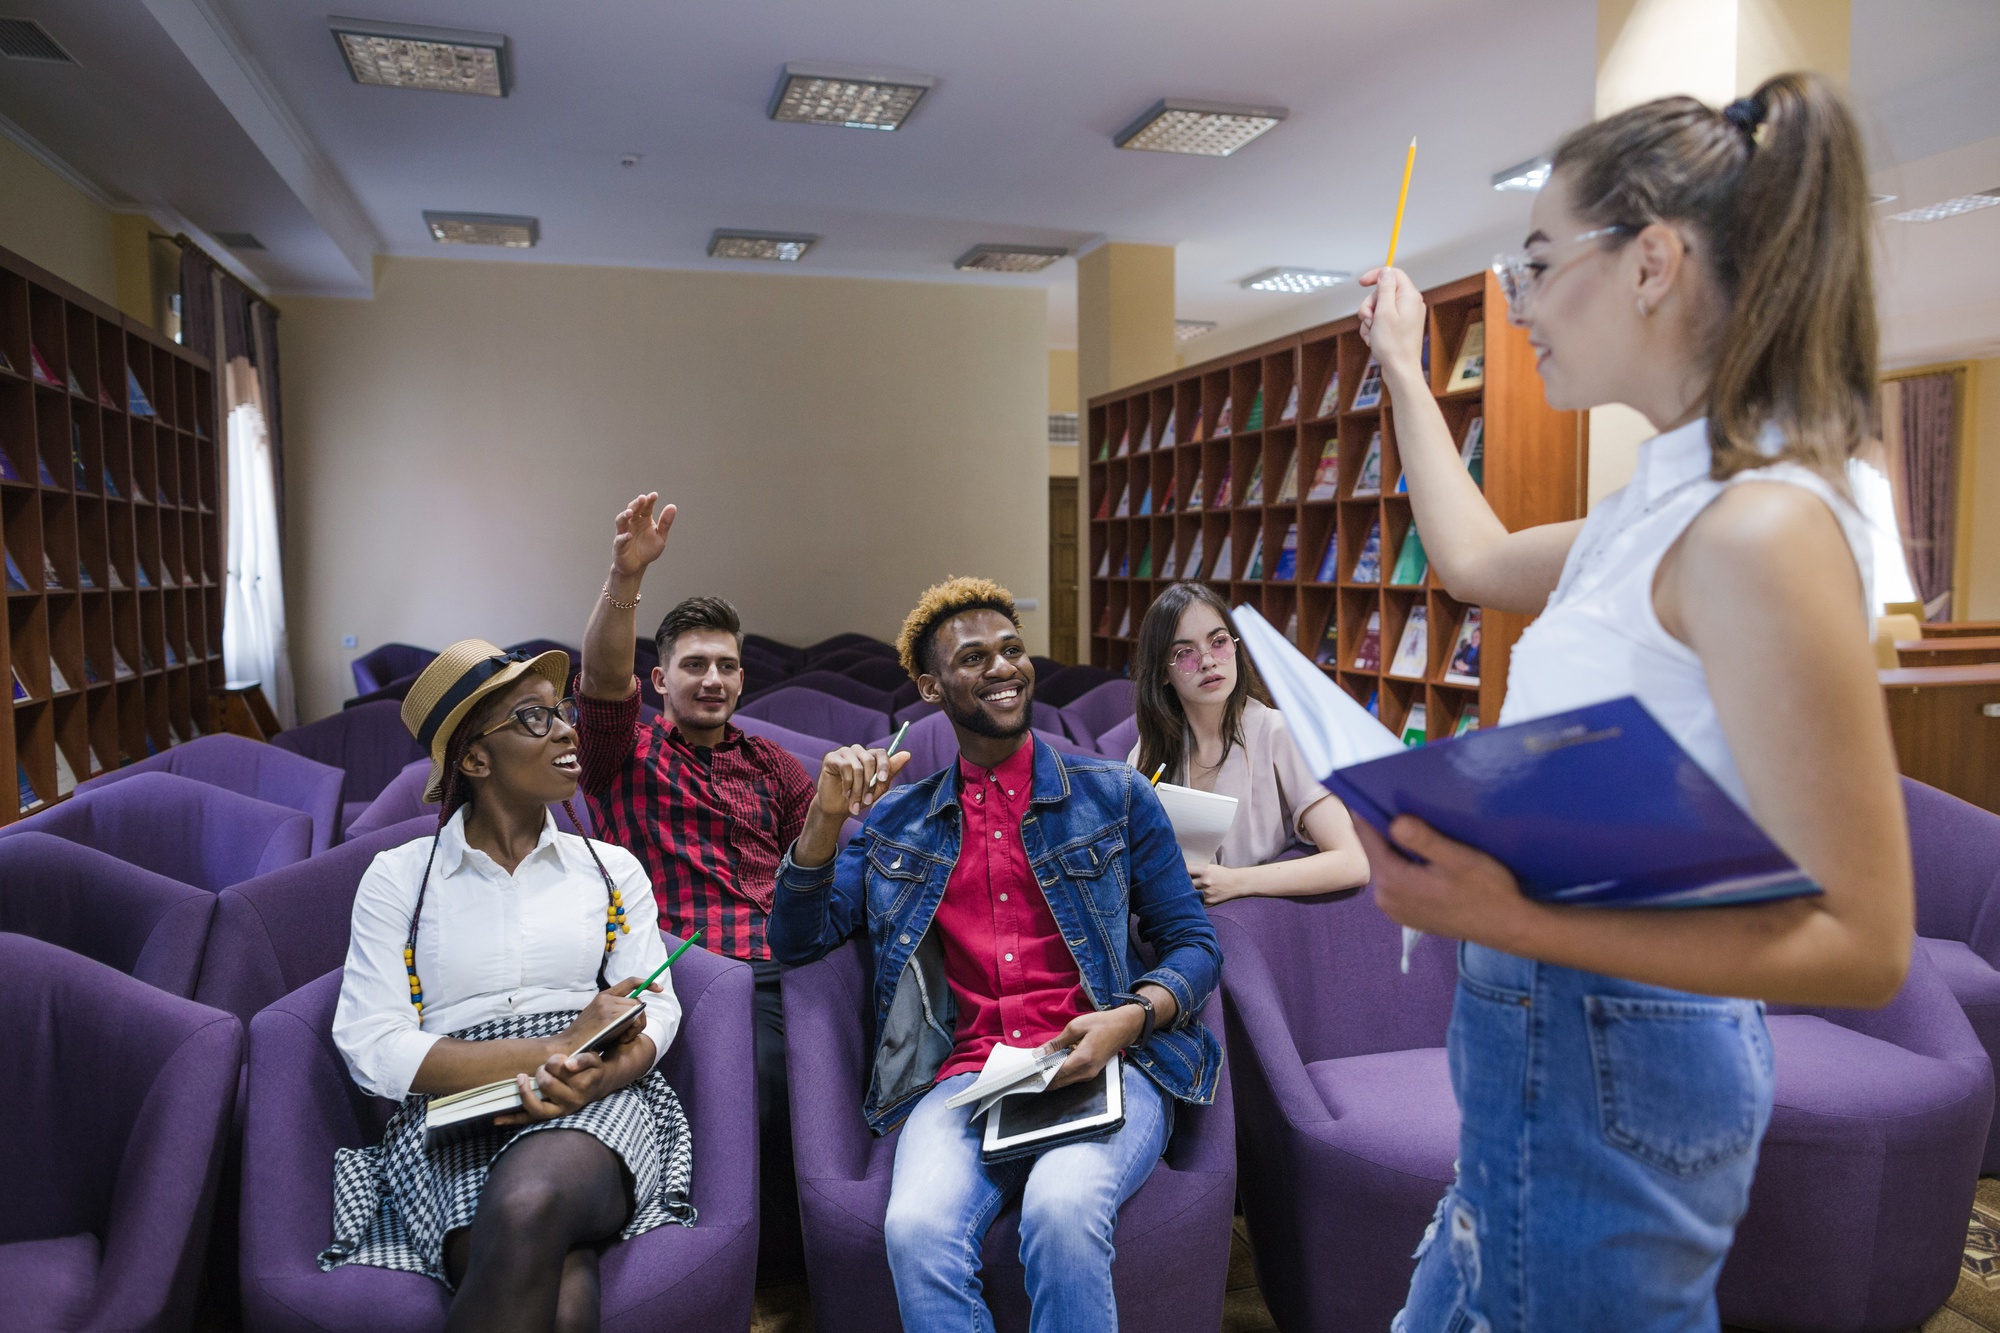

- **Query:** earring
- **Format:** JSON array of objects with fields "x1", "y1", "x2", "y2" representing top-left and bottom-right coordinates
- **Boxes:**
[{"x1": 1636, "y1": 298, "x2": 1652, "y2": 317}]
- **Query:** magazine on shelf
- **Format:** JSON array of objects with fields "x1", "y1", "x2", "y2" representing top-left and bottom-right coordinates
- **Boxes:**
[
  {"x1": 98, "y1": 380, "x2": 117, "y2": 410},
  {"x1": 42, "y1": 552, "x2": 61, "y2": 590},
  {"x1": 1241, "y1": 458, "x2": 1265, "y2": 506},
  {"x1": 1400, "y1": 703, "x2": 1429, "y2": 748},
  {"x1": 1279, "y1": 384, "x2": 1299, "y2": 423},
  {"x1": 83, "y1": 655, "x2": 102, "y2": 686},
  {"x1": 1306, "y1": 440, "x2": 1339, "y2": 501},
  {"x1": 87, "y1": 745, "x2": 107, "y2": 776},
  {"x1": 1096, "y1": 548, "x2": 1110, "y2": 578},
  {"x1": 1453, "y1": 707, "x2": 1480, "y2": 737},
  {"x1": 1351, "y1": 359, "x2": 1384, "y2": 410},
  {"x1": 1314, "y1": 616, "x2": 1341, "y2": 666},
  {"x1": 1245, "y1": 387, "x2": 1266, "y2": 432},
  {"x1": 1113, "y1": 483, "x2": 1131, "y2": 518},
  {"x1": 1316, "y1": 371, "x2": 1342, "y2": 419},
  {"x1": 113, "y1": 648, "x2": 135, "y2": 680},
  {"x1": 1351, "y1": 520, "x2": 1383, "y2": 584},
  {"x1": 30, "y1": 346, "x2": 60, "y2": 387},
  {"x1": 36, "y1": 454, "x2": 57, "y2": 487},
  {"x1": 1388, "y1": 606, "x2": 1430, "y2": 679},
  {"x1": 1448, "y1": 322, "x2": 1486, "y2": 392},
  {"x1": 1186, "y1": 463, "x2": 1204, "y2": 511},
  {"x1": 1283, "y1": 607, "x2": 1299, "y2": 640},
  {"x1": 1244, "y1": 529, "x2": 1266, "y2": 580},
  {"x1": 126, "y1": 367, "x2": 154, "y2": 417},
  {"x1": 1158, "y1": 408, "x2": 1176, "y2": 449},
  {"x1": 1117, "y1": 607, "x2": 1132, "y2": 638},
  {"x1": 0, "y1": 450, "x2": 20, "y2": 483},
  {"x1": 135, "y1": 563, "x2": 152, "y2": 589},
  {"x1": 1211, "y1": 532, "x2": 1234, "y2": 581},
  {"x1": 1159, "y1": 539, "x2": 1180, "y2": 580},
  {"x1": 0, "y1": 347, "x2": 12, "y2": 374},
  {"x1": 49, "y1": 659, "x2": 70, "y2": 694},
  {"x1": 1160, "y1": 474, "x2": 1177, "y2": 513},
  {"x1": 1353, "y1": 430, "x2": 1384, "y2": 497},
  {"x1": 1460, "y1": 416, "x2": 1486, "y2": 487},
  {"x1": 108, "y1": 564, "x2": 126, "y2": 590},
  {"x1": 1184, "y1": 530, "x2": 1205, "y2": 579},
  {"x1": 54, "y1": 748, "x2": 76, "y2": 797},
  {"x1": 1117, "y1": 550, "x2": 1130, "y2": 577},
  {"x1": 1314, "y1": 532, "x2": 1339, "y2": 583},
  {"x1": 1135, "y1": 543, "x2": 1153, "y2": 579},
  {"x1": 1351, "y1": 610, "x2": 1383, "y2": 671},
  {"x1": 4, "y1": 550, "x2": 27, "y2": 593},
  {"x1": 103, "y1": 466, "x2": 121, "y2": 499},
  {"x1": 1274, "y1": 452, "x2": 1299, "y2": 503},
  {"x1": 1213, "y1": 394, "x2": 1233, "y2": 437},
  {"x1": 1137, "y1": 483, "x2": 1153, "y2": 517},
  {"x1": 1115, "y1": 427, "x2": 1130, "y2": 459},
  {"x1": 1212, "y1": 462, "x2": 1233, "y2": 509},
  {"x1": 1364, "y1": 689, "x2": 1380, "y2": 717},
  {"x1": 1443, "y1": 609, "x2": 1482, "y2": 685},
  {"x1": 1389, "y1": 527, "x2": 1428, "y2": 586},
  {"x1": 66, "y1": 366, "x2": 84, "y2": 396},
  {"x1": 11, "y1": 666, "x2": 29, "y2": 702},
  {"x1": 1271, "y1": 523, "x2": 1300, "y2": 581},
  {"x1": 18, "y1": 765, "x2": 42, "y2": 814}
]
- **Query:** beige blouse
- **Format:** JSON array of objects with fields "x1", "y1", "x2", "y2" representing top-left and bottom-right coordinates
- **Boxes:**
[{"x1": 1129, "y1": 699, "x2": 1333, "y2": 867}]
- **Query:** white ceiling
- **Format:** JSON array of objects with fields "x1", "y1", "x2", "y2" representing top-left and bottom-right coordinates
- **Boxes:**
[{"x1": 0, "y1": 0, "x2": 1995, "y2": 362}]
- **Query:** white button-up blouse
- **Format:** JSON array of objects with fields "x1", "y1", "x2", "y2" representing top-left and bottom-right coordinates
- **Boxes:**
[{"x1": 333, "y1": 806, "x2": 680, "y2": 1101}]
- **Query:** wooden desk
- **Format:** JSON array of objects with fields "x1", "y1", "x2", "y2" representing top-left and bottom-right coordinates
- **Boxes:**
[
  {"x1": 1920, "y1": 621, "x2": 2000, "y2": 639},
  {"x1": 1880, "y1": 664, "x2": 2000, "y2": 814},
  {"x1": 1895, "y1": 636, "x2": 2000, "y2": 667}
]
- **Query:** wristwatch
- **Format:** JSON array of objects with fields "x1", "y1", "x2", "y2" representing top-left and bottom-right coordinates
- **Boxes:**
[{"x1": 1111, "y1": 991, "x2": 1156, "y2": 1047}]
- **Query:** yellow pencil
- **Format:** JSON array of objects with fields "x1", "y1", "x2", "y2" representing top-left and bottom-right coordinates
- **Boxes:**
[
  {"x1": 1385, "y1": 137, "x2": 1417, "y2": 268},
  {"x1": 1150, "y1": 763, "x2": 1166, "y2": 787}
]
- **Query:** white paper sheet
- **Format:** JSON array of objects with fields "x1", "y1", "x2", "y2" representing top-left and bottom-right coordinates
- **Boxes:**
[{"x1": 1152, "y1": 781, "x2": 1239, "y2": 870}]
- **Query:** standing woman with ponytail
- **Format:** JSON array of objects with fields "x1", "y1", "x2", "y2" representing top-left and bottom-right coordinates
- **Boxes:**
[
  {"x1": 329, "y1": 640, "x2": 695, "y2": 1333},
  {"x1": 1359, "y1": 75, "x2": 1913, "y2": 1331}
]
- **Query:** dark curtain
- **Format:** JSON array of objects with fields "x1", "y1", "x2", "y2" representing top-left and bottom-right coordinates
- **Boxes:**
[
  {"x1": 1898, "y1": 372, "x2": 1959, "y2": 621},
  {"x1": 211, "y1": 260, "x2": 285, "y2": 550},
  {"x1": 178, "y1": 242, "x2": 217, "y2": 364}
]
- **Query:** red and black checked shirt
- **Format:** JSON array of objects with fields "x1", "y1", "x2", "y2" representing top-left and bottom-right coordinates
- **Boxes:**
[{"x1": 576, "y1": 681, "x2": 815, "y2": 961}]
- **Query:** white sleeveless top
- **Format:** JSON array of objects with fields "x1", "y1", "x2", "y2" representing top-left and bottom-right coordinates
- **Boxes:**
[{"x1": 1501, "y1": 417, "x2": 1873, "y2": 811}]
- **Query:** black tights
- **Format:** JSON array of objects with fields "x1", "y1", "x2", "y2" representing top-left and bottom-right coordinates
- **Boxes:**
[{"x1": 443, "y1": 1129, "x2": 632, "y2": 1333}]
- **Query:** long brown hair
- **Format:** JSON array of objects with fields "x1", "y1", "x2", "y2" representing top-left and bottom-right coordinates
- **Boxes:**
[
  {"x1": 1550, "y1": 71, "x2": 1876, "y2": 481},
  {"x1": 1133, "y1": 583, "x2": 1268, "y2": 784}
]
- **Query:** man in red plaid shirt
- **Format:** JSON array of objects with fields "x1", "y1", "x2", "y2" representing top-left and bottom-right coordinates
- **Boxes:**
[{"x1": 575, "y1": 490, "x2": 814, "y2": 1284}]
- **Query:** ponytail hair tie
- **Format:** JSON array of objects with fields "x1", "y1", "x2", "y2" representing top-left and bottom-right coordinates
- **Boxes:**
[{"x1": 1722, "y1": 96, "x2": 1765, "y2": 139}]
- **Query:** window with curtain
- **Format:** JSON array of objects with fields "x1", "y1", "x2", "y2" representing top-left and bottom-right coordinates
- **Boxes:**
[
  {"x1": 223, "y1": 357, "x2": 295, "y2": 725},
  {"x1": 1882, "y1": 371, "x2": 1962, "y2": 621}
]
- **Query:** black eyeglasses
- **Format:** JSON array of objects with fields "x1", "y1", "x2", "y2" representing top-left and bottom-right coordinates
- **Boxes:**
[{"x1": 474, "y1": 696, "x2": 579, "y2": 741}]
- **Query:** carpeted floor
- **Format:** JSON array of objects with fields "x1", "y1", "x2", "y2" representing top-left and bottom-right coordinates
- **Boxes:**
[{"x1": 1920, "y1": 1177, "x2": 2000, "y2": 1333}]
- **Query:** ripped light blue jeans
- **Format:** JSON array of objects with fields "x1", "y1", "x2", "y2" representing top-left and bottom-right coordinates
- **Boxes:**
[{"x1": 1395, "y1": 943, "x2": 1775, "y2": 1333}]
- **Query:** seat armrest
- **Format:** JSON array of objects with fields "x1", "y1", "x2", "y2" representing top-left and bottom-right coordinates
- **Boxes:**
[
  {"x1": 780, "y1": 941, "x2": 877, "y2": 1183},
  {"x1": 1209, "y1": 914, "x2": 1334, "y2": 1130}
]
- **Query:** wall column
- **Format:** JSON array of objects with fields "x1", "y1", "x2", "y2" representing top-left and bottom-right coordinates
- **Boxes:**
[
  {"x1": 1586, "y1": 0, "x2": 1850, "y2": 507},
  {"x1": 1074, "y1": 241, "x2": 1176, "y2": 657}
]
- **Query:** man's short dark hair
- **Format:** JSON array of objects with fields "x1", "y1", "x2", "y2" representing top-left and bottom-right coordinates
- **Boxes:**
[{"x1": 654, "y1": 595, "x2": 743, "y2": 660}]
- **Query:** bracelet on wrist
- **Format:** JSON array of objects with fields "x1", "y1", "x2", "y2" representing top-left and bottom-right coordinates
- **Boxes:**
[
  {"x1": 602, "y1": 582, "x2": 641, "y2": 612},
  {"x1": 1112, "y1": 991, "x2": 1157, "y2": 1047}
]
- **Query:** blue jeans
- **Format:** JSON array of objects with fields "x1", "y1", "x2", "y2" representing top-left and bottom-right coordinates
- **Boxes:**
[
  {"x1": 1396, "y1": 943, "x2": 1775, "y2": 1333},
  {"x1": 883, "y1": 1065, "x2": 1169, "y2": 1333}
]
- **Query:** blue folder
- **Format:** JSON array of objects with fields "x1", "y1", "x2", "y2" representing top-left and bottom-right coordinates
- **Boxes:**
[{"x1": 1325, "y1": 696, "x2": 1822, "y2": 909}]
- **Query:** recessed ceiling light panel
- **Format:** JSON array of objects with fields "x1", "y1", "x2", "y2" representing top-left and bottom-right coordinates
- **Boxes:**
[
  {"x1": 332, "y1": 18, "x2": 509, "y2": 96},
  {"x1": 709, "y1": 230, "x2": 816, "y2": 262},
  {"x1": 954, "y1": 245, "x2": 1068, "y2": 273},
  {"x1": 769, "y1": 63, "x2": 933, "y2": 130},
  {"x1": 1115, "y1": 99, "x2": 1286, "y2": 157},
  {"x1": 1241, "y1": 268, "x2": 1349, "y2": 294},
  {"x1": 1175, "y1": 319, "x2": 1218, "y2": 342},
  {"x1": 1888, "y1": 190, "x2": 2000, "y2": 223},
  {"x1": 1492, "y1": 156, "x2": 1551, "y2": 192},
  {"x1": 424, "y1": 211, "x2": 538, "y2": 247}
]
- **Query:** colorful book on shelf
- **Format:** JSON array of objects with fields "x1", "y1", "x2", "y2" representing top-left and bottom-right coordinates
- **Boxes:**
[
  {"x1": 72, "y1": 440, "x2": 90, "y2": 491},
  {"x1": 135, "y1": 563, "x2": 152, "y2": 589},
  {"x1": 1245, "y1": 529, "x2": 1266, "y2": 580},
  {"x1": 1351, "y1": 359, "x2": 1384, "y2": 410},
  {"x1": 1274, "y1": 453, "x2": 1299, "y2": 503},
  {"x1": 1460, "y1": 416, "x2": 1486, "y2": 487},
  {"x1": 1401, "y1": 703, "x2": 1429, "y2": 748},
  {"x1": 1211, "y1": 532, "x2": 1234, "y2": 580},
  {"x1": 49, "y1": 659, "x2": 70, "y2": 693},
  {"x1": 1114, "y1": 426, "x2": 1131, "y2": 458},
  {"x1": 103, "y1": 466, "x2": 121, "y2": 499},
  {"x1": 1242, "y1": 458, "x2": 1264, "y2": 505},
  {"x1": 1314, "y1": 531, "x2": 1339, "y2": 583},
  {"x1": 37, "y1": 453, "x2": 57, "y2": 487},
  {"x1": 113, "y1": 648, "x2": 134, "y2": 680},
  {"x1": 1453, "y1": 707, "x2": 1480, "y2": 737},
  {"x1": 1352, "y1": 610, "x2": 1383, "y2": 671},
  {"x1": 67, "y1": 365, "x2": 84, "y2": 396},
  {"x1": 1160, "y1": 474, "x2": 1176, "y2": 513},
  {"x1": 1212, "y1": 462, "x2": 1232, "y2": 509},
  {"x1": 1133, "y1": 421, "x2": 1150, "y2": 455},
  {"x1": 1158, "y1": 409, "x2": 1176, "y2": 449},
  {"x1": 11, "y1": 665, "x2": 29, "y2": 702},
  {"x1": 145, "y1": 735, "x2": 157, "y2": 757},
  {"x1": 126, "y1": 367, "x2": 154, "y2": 417},
  {"x1": 1118, "y1": 550, "x2": 1130, "y2": 577},
  {"x1": 0, "y1": 450, "x2": 20, "y2": 483},
  {"x1": 1159, "y1": 539, "x2": 1180, "y2": 580},
  {"x1": 1389, "y1": 527, "x2": 1428, "y2": 586},
  {"x1": 165, "y1": 642, "x2": 181, "y2": 666},
  {"x1": 1184, "y1": 530, "x2": 1204, "y2": 579},
  {"x1": 4, "y1": 550, "x2": 27, "y2": 593},
  {"x1": 87, "y1": 744, "x2": 107, "y2": 776},
  {"x1": 1213, "y1": 394, "x2": 1233, "y2": 436},
  {"x1": 1272, "y1": 523, "x2": 1300, "y2": 581},
  {"x1": 1112, "y1": 483, "x2": 1130, "y2": 518},
  {"x1": 1279, "y1": 383, "x2": 1299, "y2": 423},
  {"x1": 83, "y1": 655, "x2": 102, "y2": 686},
  {"x1": 54, "y1": 748, "x2": 76, "y2": 797},
  {"x1": 161, "y1": 566, "x2": 175, "y2": 587},
  {"x1": 1284, "y1": 607, "x2": 1300, "y2": 640},
  {"x1": 42, "y1": 552, "x2": 61, "y2": 590},
  {"x1": 1448, "y1": 322, "x2": 1486, "y2": 392},
  {"x1": 1314, "y1": 616, "x2": 1340, "y2": 666},
  {"x1": 19, "y1": 765, "x2": 42, "y2": 814},
  {"x1": 108, "y1": 565, "x2": 126, "y2": 590},
  {"x1": 98, "y1": 380, "x2": 117, "y2": 411},
  {"x1": 1185, "y1": 463, "x2": 1204, "y2": 511},
  {"x1": 1394, "y1": 468, "x2": 1407, "y2": 495},
  {"x1": 1095, "y1": 435, "x2": 1109, "y2": 463},
  {"x1": 1316, "y1": 371, "x2": 1342, "y2": 418},
  {"x1": 1097, "y1": 605, "x2": 1112, "y2": 635},
  {"x1": 1351, "y1": 519, "x2": 1383, "y2": 583},
  {"x1": 1137, "y1": 483, "x2": 1153, "y2": 517},
  {"x1": 1444, "y1": 608, "x2": 1482, "y2": 685},
  {"x1": 1353, "y1": 430, "x2": 1384, "y2": 497},
  {"x1": 141, "y1": 645, "x2": 157, "y2": 673},
  {"x1": 1245, "y1": 387, "x2": 1265, "y2": 432},
  {"x1": 1388, "y1": 606, "x2": 1430, "y2": 679},
  {"x1": 1095, "y1": 548, "x2": 1110, "y2": 578},
  {"x1": 30, "y1": 346, "x2": 60, "y2": 387},
  {"x1": 1117, "y1": 607, "x2": 1132, "y2": 637}
]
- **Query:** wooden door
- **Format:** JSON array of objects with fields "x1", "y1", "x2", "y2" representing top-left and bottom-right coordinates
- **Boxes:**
[{"x1": 1049, "y1": 477, "x2": 1078, "y2": 664}]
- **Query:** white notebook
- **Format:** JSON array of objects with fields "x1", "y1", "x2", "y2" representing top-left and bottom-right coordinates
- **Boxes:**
[{"x1": 1151, "y1": 781, "x2": 1240, "y2": 870}]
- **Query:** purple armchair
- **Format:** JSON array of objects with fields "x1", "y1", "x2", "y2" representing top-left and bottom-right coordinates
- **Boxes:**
[
  {"x1": 732, "y1": 715, "x2": 841, "y2": 774},
  {"x1": 0, "y1": 832, "x2": 215, "y2": 997},
  {"x1": 780, "y1": 940, "x2": 1236, "y2": 1333},
  {"x1": 749, "y1": 670, "x2": 896, "y2": 714},
  {"x1": 868, "y1": 712, "x2": 1092, "y2": 786},
  {"x1": 803, "y1": 633, "x2": 894, "y2": 664},
  {"x1": 841, "y1": 657, "x2": 910, "y2": 694},
  {"x1": 1, "y1": 934, "x2": 241, "y2": 1333},
  {"x1": 195, "y1": 816, "x2": 437, "y2": 1026},
  {"x1": 1034, "y1": 664, "x2": 1121, "y2": 708},
  {"x1": 735, "y1": 688, "x2": 889, "y2": 748},
  {"x1": 743, "y1": 634, "x2": 805, "y2": 672},
  {"x1": 271, "y1": 701, "x2": 427, "y2": 838},
  {"x1": 346, "y1": 760, "x2": 593, "y2": 839},
  {"x1": 351, "y1": 643, "x2": 436, "y2": 697},
  {"x1": 1901, "y1": 776, "x2": 2000, "y2": 1171},
  {"x1": 1056, "y1": 680, "x2": 1135, "y2": 752},
  {"x1": 78, "y1": 733, "x2": 346, "y2": 855},
  {"x1": 241, "y1": 944, "x2": 759, "y2": 1332},
  {"x1": 1209, "y1": 889, "x2": 1460, "y2": 1332},
  {"x1": 0, "y1": 772, "x2": 313, "y2": 891},
  {"x1": 1094, "y1": 715, "x2": 1138, "y2": 761}
]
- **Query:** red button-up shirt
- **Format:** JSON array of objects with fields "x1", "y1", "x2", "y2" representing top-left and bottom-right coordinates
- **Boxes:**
[{"x1": 933, "y1": 742, "x2": 1090, "y2": 1080}]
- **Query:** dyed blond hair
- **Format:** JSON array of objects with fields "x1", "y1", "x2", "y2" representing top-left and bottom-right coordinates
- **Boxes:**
[{"x1": 896, "y1": 576, "x2": 1019, "y2": 680}]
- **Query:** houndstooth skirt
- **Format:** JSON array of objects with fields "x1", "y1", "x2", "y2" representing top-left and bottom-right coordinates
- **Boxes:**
[{"x1": 318, "y1": 1010, "x2": 696, "y2": 1285}]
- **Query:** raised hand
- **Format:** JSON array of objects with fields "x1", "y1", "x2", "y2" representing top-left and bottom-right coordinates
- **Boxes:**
[
  {"x1": 611, "y1": 491, "x2": 677, "y2": 577},
  {"x1": 813, "y1": 744, "x2": 913, "y2": 820},
  {"x1": 1356, "y1": 266, "x2": 1428, "y2": 377}
]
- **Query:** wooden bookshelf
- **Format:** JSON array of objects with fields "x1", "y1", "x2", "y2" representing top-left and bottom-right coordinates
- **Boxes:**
[
  {"x1": 1085, "y1": 270, "x2": 1585, "y2": 742},
  {"x1": 0, "y1": 243, "x2": 223, "y2": 822}
]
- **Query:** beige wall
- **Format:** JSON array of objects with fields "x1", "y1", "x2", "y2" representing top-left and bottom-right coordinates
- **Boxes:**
[
  {"x1": 0, "y1": 135, "x2": 120, "y2": 307},
  {"x1": 280, "y1": 256, "x2": 1048, "y2": 719},
  {"x1": 1048, "y1": 347, "x2": 1078, "y2": 478},
  {"x1": 1964, "y1": 359, "x2": 2000, "y2": 618}
]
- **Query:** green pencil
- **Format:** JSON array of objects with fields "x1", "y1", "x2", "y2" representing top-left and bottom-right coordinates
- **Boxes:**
[
  {"x1": 627, "y1": 928, "x2": 703, "y2": 998},
  {"x1": 875, "y1": 719, "x2": 911, "y2": 786}
]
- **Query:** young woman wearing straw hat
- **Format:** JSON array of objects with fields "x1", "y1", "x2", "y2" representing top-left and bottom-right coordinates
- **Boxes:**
[{"x1": 327, "y1": 640, "x2": 694, "y2": 1332}]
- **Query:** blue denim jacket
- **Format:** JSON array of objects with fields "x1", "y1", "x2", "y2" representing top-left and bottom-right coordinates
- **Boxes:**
[{"x1": 770, "y1": 736, "x2": 1224, "y2": 1134}]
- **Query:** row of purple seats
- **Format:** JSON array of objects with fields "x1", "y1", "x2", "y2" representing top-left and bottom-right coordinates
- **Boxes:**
[
  {"x1": 273, "y1": 701, "x2": 428, "y2": 837},
  {"x1": 77, "y1": 733, "x2": 346, "y2": 854},
  {"x1": 742, "y1": 675, "x2": 1134, "y2": 757},
  {"x1": 347, "y1": 757, "x2": 595, "y2": 838}
]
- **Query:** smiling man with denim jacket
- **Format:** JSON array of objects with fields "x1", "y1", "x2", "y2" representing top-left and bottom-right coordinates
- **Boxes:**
[{"x1": 771, "y1": 577, "x2": 1222, "y2": 1333}]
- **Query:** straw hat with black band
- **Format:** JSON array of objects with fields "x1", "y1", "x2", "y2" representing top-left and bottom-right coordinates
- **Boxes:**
[{"x1": 401, "y1": 639, "x2": 571, "y2": 805}]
